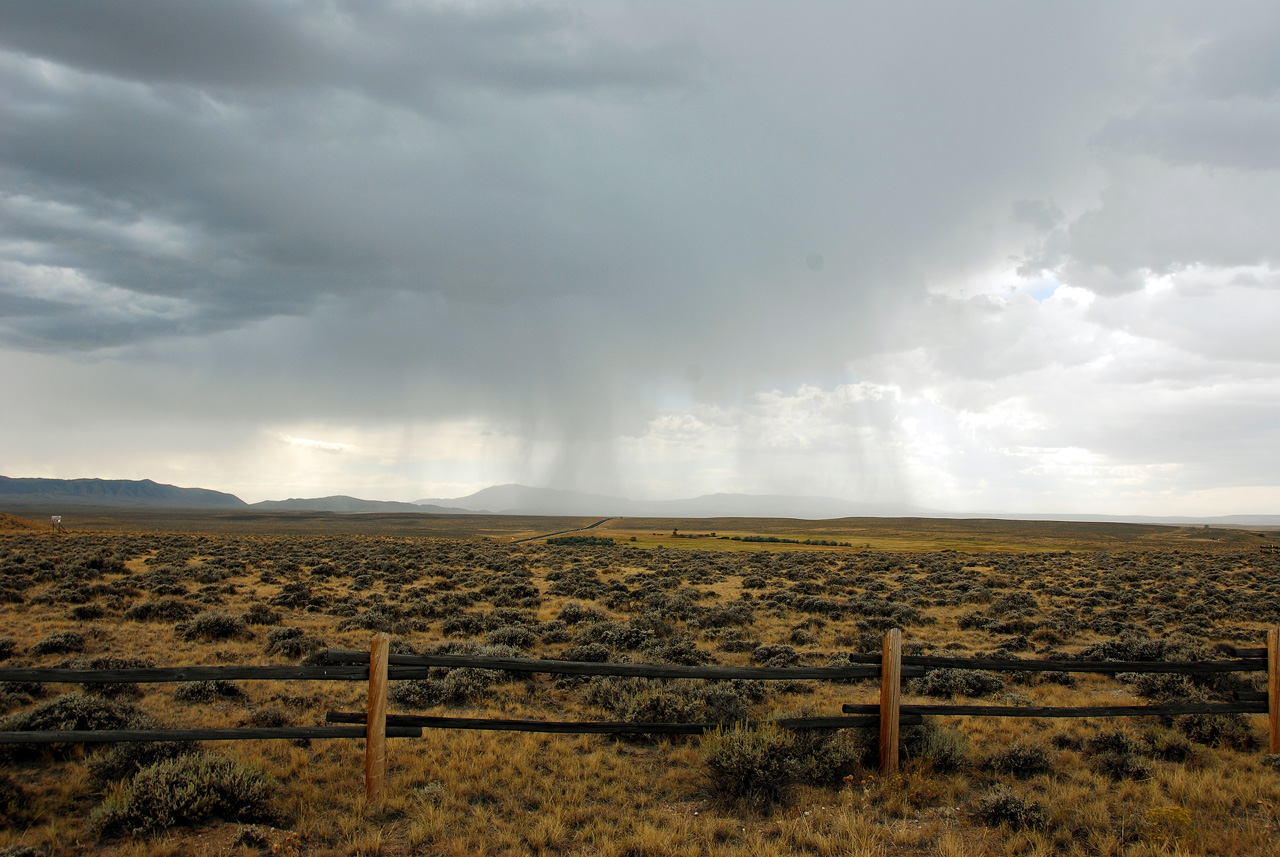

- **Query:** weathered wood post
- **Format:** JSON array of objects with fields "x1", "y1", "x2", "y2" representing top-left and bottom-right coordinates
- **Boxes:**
[
  {"x1": 879, "y1": 628, "x2": 902, "y2": 774},
  {"x1": 1268, "y1": 627, "x2": 1279, "y2": 755},
  {"x1": 366, "y1": 632, "x2": 390, "y2": 807}
]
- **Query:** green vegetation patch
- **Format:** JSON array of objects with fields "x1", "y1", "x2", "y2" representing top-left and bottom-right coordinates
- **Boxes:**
[
  {"x1": 545, "y1": 535, "x2": 616, "y2": 546},
  {"x1": 725, "y1": 535, "x2": 853, "y2": 546},
  {"x1": 91, "y1": 752, "x2": 280, "y2": 838}
]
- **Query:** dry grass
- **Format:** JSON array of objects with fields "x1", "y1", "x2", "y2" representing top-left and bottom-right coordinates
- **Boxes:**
[
  {"x1": 0, "y1": 523, "x2": 1277, "y2": 855},
  {"x1": 0, "y1": 513, "x2": 47, "y2": 533}
]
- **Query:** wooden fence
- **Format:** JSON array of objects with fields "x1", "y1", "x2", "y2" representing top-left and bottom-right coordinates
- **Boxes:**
[{"x1": 1, "y1": 628, "x2": 1276, "y2": 804}]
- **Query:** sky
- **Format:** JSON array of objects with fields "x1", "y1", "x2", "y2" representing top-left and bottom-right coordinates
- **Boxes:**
[{"x1": 2, "y1": 1, "x2": 1279, "y2": 515}]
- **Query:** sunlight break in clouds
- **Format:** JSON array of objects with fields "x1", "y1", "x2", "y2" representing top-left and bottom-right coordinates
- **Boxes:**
[{"x1": 279, "y1": 435, "x2": 355, "y2": 454}]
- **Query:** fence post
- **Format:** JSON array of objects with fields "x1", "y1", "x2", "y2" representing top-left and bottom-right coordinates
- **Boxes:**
[
  {"x1": 879, "y1": 628, "x2": 902, "y2": 775},
  {"x1": 366, "y1": 632, "x2": 390, "y2": 807},
  {"x1": 1269, "y1": 627, "x2": 1278, "y2": 755}
]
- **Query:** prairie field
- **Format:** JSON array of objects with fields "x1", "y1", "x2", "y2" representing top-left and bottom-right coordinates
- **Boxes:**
[{"x1": 1, "y1": 511, "x2": 1279, "y2": 856}]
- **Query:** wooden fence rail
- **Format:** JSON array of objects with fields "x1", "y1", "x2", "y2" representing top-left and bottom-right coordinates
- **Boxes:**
[
  {"x1": 325, "y1": 711, "x2": 917, "y2": 734},
  {"x1": 0, "y1": 665, "x2": 372, "y2": 683},
  {"x1": 0, "y1": 627, "x2": 1276, "y2": 802},
  {"x1": 324, "y1": 649, "x2": 1268, "y2": 676},
  {"x1": 843, "y1": 702, "x2": 1267, "y2": 718},
  {"x1": 0, "y1": 726, "x2": 423, "y2": 744},
  {"x1": 324, "y1": 650, "x2": 899, "y2": 680}
]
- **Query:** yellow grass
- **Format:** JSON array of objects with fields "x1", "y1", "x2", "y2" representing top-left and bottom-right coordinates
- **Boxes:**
[{"x1": 0, "y1": 517, "x2": 1277, "y2": 855}]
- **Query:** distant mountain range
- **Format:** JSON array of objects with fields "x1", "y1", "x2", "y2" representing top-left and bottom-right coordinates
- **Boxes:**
[
  {"x1": 0, "y1": 477, "x2": 472, "y2": 514},
  {"x1": 412, "y1": 483, "x2": 928, "y2": 519},
  {"x1": 0, "y1": 476, "x2": 244, "y2": 508},
  {"x1": 2, "y1": 475, "x2": 1277, "y2": 525},
  {"x1": 250, "y1": 495, "x2": 473, "y2": 514}
]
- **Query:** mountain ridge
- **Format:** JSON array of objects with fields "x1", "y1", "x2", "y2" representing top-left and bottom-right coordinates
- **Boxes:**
[
  {"x1": 0, "y1": 476, "x2": 245, "y2": 508},
  {"x1": 3, "y1": 476, "x2": 1276, "y2": 525},
  {"x1": 414, "y1": 484, "x2": 1280, "y2": 525},
  {"x1": 250, "y1": 495, "x2": 473, "y2": 514}
]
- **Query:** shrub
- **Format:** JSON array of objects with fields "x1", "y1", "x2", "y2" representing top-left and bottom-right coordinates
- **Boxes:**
[
  {"x1": 986, "y1": 744, "x2": 1053, "y2": 779},
  {"x1": 243, "y1": 604, "x2": 282, "y2": 626},
  {"x1": 583, "y1": 677, "x2": 668, "y2": 719},
  {"x1": 0, "y1": 637, "x2": 15, "y2": 661},
  {"x1": 179, "y1": 611, "x2": 250, "y2": 642},
  {"x1": 699, "y1": 680, "x2": 766, "y2": 724},
  {"x1": 997, "y1": 634, "x2": 1032, "y2": 652},
  {"x1": 389, "y1": 679, "x2": 450, "y2": 708},
  {"x1": 701, "y1": 722, "x2": 800, "y2": 810},
  {"x1": 264, "y1": 627, "x2": 325, "y2": 660},
  {"x1": 76, "y1": 656, "x2": 154, "y2": 698},
  {"x1": 974, "y1": 788, "x2": 1047, "y2": 829},
  {"x1": 0, "y1": 681, "x2": 46, "y2": 713},
  {"x1": 534, "y1": 620, "x2": 570, "y2": 643},
  {"x1": 439, "y1": 668, "x2": 500, "y2": 704},
  {"x1": 788, "y1": 728, "x2": 866, "y2": 785},
  {"x1": 790, "y1": 628, "x2": 818, "y2": 646},
  {"x1": 1085, "y1": 729, "x2": 1140, "y2": 758},
  {"x1": 1173, "y1": 713, "x2": 1258, "y2": 750},
  {"x1": 644, "y1": 637, "x2": 711, "y2": 666},
  {"x1": 621, "y1": 686, "x2": 702, "y2": 724},
  {"x1": 1123, "y1": 672, "x2": 1198, "y2": 701},
  {"x1": 574, "y1": 621, "x2": 654, "y2": 651},
  {"x1": 70, "y1": 603, "x2": 105, "y2": 621},
  {"x1": 584, "y1": 677, "x2": 764, "y2": 730},
  {"x1": 5, "y1": 693, "x2": 148, "y2": 732},
  {"x1": 1142, "y1": 727, "x2": 1196, "y2": 763},
  {"x1": 546, "y1": 535, "x2": 614, "y2": 547},
  {"x1": 1, "y1": 693, "x2": 153, "y2": 760},
  {"x1": 90, "y1": 753, "x2": 279, "y2": 838},
  {"x1": 441, "y1": 613, "x2": 486, "y2": 637},
  {"x1": 337, "y1": 606, "x2": 422, "y2": 634},
  {"x1": 486, "y1": 625, "x2": 537, "y2": 650},
  {"x1": 911, "y1": 668, "x2": 1005, "y2": 699},
  {"x1": 696, "y1": 604, "x2": 756, "y2": 629},
  {"x1": 716, "y1": 629, "x2": 759, "y2": 653},
  {"x1": 706, "y1": 716, "x2": 867, "y2": 805},
  {"x1": 1038, "y1": 670, "x2": 1077, "y2": 687},
  {"x1": 903, "y1": 719, "x2": 969, "y2": 773},
  {"x1": 243, "y1": 706, "x2": 290, "y2": 728},
  {"x1": 750, "y1": 644, "x2": 799, "y2": 668},
  {"x1": 125, "y1": 599, "x2": 198, "y2": 623},
  {"x1": 86, "y1": 741, "x2": 195, "y2": 790},
  {"x1": 557, "y1": 602, "x2": 607, "y2": 625},
  {"x1": 32, "y1": 630, "x2": 86, "y2": 656},
  {"x1": 1084, "y1": 730, "x2": 1151, "y2": 781},
  {"x1": 174, "y1": 680, "x2": 247, "y2": 704},
  {"x1": 563, "y1": 642, "x2": 613, "y2": 663},
  {"x1": 1091, "y1": 750, "x2": 1152, "y2": 781}
]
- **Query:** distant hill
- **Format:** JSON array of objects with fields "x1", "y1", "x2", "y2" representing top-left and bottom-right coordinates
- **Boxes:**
[
  {"x1": 415, "y1": 484, "x2": 1280, "y2": 525},
  {"x1": 949, "y1": 511, "x2": 1280, "y2": 527},
  {"x1": 0, "y1": 476, "x2": 245, "y2": 508},
  {"x1": 414, "y1": 483, "x2": 929, "y2": 519},
  {"x1": 4, "y1": 476, "x2": 1275, "y2": 525},
  {"x1": 0, "y1": 512, "x2": 46, "y2": 531},
  {"x1": 416, "y1": 484, "x2": 632, "y2": 516},
  {"x1": 250, "y1": 496, "x2": 473, "y2": 514}
]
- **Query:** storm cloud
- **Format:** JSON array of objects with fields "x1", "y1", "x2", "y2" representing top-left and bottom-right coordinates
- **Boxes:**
[{"x1": 1, "y1": 1, "x2": 1278, "y2": 514}]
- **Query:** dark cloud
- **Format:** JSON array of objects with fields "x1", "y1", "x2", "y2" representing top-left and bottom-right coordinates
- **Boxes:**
[
  {"x1": 1, "y1": 1, "x2": 1278, "y2": 513},
  {"x1": 0, "y1": 1, "x2": 697, "y2": 99}
]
